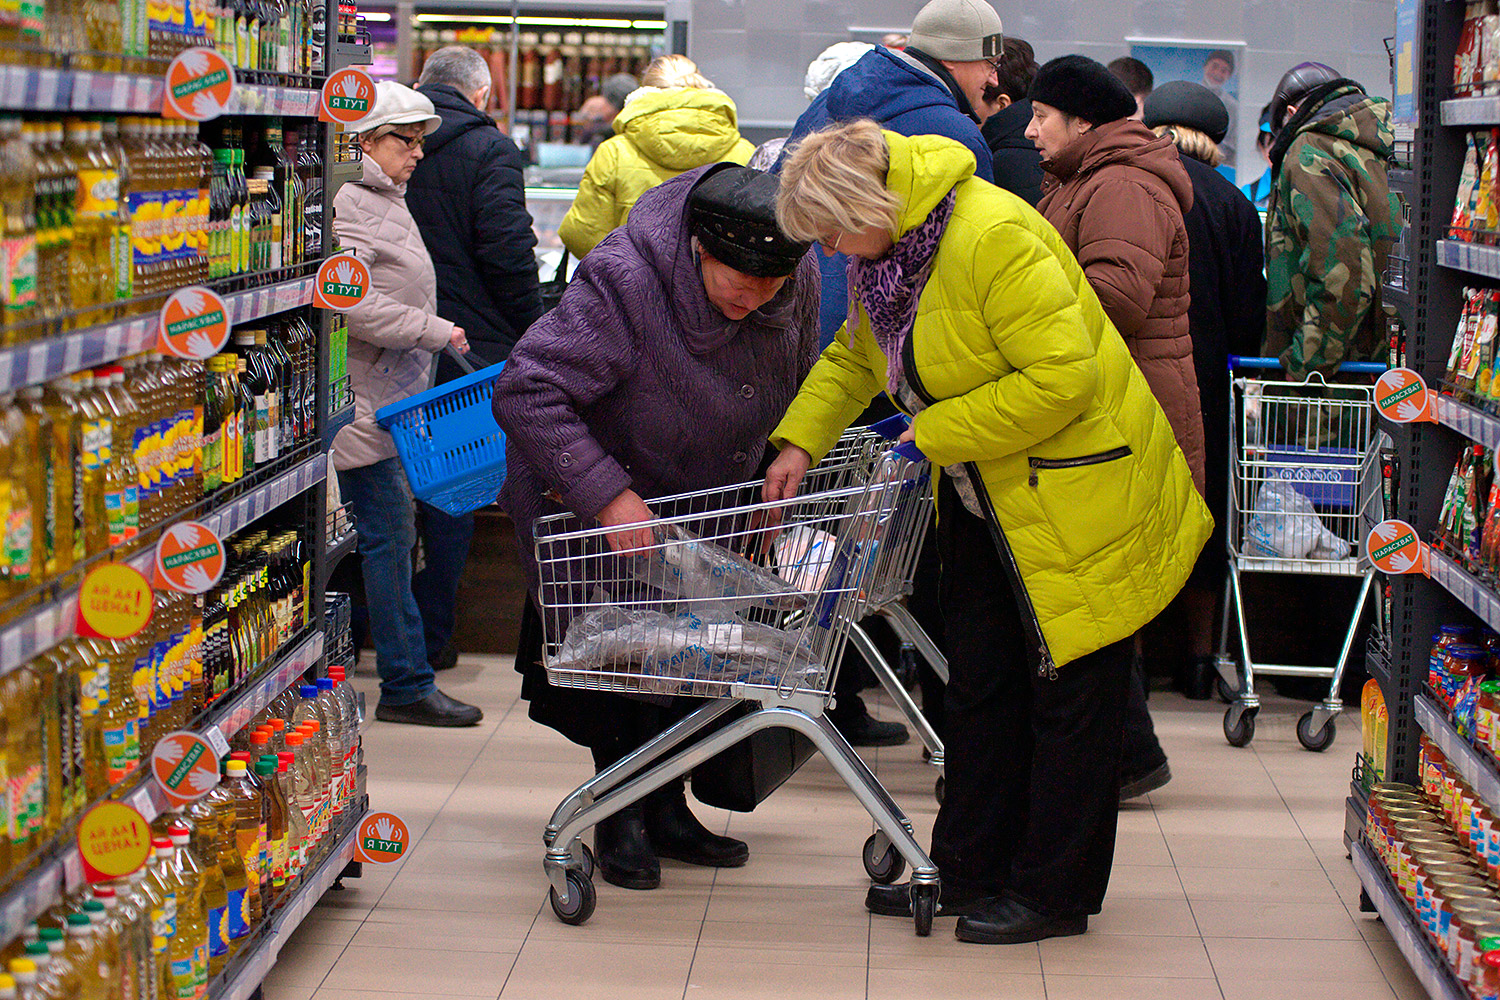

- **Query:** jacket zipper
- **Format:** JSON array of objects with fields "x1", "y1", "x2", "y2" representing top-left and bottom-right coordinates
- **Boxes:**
[
  {"x1": 901, "y1": 333, "x2": 1059, "y2": 679},
  {"x1": 1027, "y1": 446, "x2": 1132, "y2": 487}
]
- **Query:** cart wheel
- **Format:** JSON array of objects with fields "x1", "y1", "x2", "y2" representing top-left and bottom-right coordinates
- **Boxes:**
[
  {"x1": 578, "y1": 842, "x2": 596, "y2": 880},
  {"x1": 1215, "y1": 675, "x2": 1238, "y2": 704},
  {"x1": 1223, "y1": 706, "x2": 1256, "y2": 748},
  {"x1": 911, "y1": 883, "x2": 937, "y2": 937},
  {"x1": 1296, "y1": 711, "x2": 1336, "y2": 752},
  {"x1": 549, "y1": 869, "x2": 596, "y2": 926},
  {"x1": 863, "y1": 833, "x2": 906, "y2": 885},
  {"x1": 934, "y1": 775, "x2": 945, "y2": 805}
]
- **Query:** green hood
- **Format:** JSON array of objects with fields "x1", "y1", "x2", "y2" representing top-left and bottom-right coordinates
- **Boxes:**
[
  {"x1": 883, "y1": 130, "x2": 977, "y2": 238},
  {"x1": 614, "y1": 87, "x2": 746, "y2": 171},
  {"x1": 1300, "y1": 86, "x2": 1395, "y2": 159}
]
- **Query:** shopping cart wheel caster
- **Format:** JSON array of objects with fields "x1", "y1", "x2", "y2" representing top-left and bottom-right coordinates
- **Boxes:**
[
  {"x1": 1223, "y1": 706, "x2": 1256, "y2": 748},
  {"x1": 1215, "y1": 676, "x2": 1237, "y2": 704},
  {"x1": 578, "y1": 842, "x2": 596, "y2": 880},
  {"x1": 911, "y1": 884, "x2": 936, "y2": 937},
  {"x1": 863, "y1": 834, "x2": 906, "y2": 885},
  {"x1": 1296, "y1": 711, "x2": 1336, "y2": 752},
  {"x1": 934, "y1": 775, "x2": 945, "y2": 805},
  {"x1": 549, "y1": 870, "x2": 596, "y2": 926}
]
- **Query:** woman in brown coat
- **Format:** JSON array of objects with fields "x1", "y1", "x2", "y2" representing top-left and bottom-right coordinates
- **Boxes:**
[{"x1": 1026, "y1": 55, "x2": 1206, "y2": 497}]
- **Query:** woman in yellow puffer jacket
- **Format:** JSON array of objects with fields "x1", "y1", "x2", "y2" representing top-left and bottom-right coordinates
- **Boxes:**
[
  {"x1": 558, "y1": 55, "x2": 756, "y2": 258},
  {"x1": 766, "y1": 121, "x2": 1211, "y2": 945}
]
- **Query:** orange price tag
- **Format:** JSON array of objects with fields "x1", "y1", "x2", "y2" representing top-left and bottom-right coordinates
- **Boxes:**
[
  {"x1": 355, "y1": 812, "x2": 410, "y2": 864},
  {"x1": 313, "y1": 253, "x2": 371, "y2": 311},
  {"x1": 157, "y1": 286, "x2": 231, "y2": 359},
  {"x1": 153, "y1": 521, "x2": 226, "y2": 594},
  {"x1": 1367, "y1": 519, "x2": 1429, "y2": 576},
  {"x1": 76, "y1": 802, "x2": 152, "y2": 884},
  {"x1": 151, "y1": 731, "x2": 221, "y2": 807},
  {"x1": 75, "y1": 563, "x2": 154, "y2": 640},
  {"x1": 161, "y1": 47, "x2": 236, "y2": 121},
  {"x1": 1374, "y1": 368, "x2": 1436, "y2": 424},
  {"x1": 319, "y1": 67, "x2": 376, "y2": 124}
]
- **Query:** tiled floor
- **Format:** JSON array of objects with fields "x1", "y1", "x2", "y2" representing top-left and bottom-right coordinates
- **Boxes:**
[{"x1": 263, "y1": 656, "x2": 1426, "y2": 1000}]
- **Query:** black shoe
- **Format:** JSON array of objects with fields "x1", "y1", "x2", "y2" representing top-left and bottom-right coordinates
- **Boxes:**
[
  {"x1": 374, "y1": 689, "x2": 483, "y2": 727},
  {"x1": 1178, "y1": 657, "x2": 1216, "y2": 701},
  {"x1": 866, "y1": 882, "x2": 991, "y2": 919},
  {"x1": 595, "y1": 807, "x2": 661, "y2": 890},
  {"x1": 831, "y1": 709, "x2": 910, "y2": 748},
  {"x1": 430, "y1": 642, "x2": 459, "y2": 673},
  {"x1": 1119, "y1": 761, "x2": 1171, "y2": 802},
  {"x1": 643, "y1": 784, "x2": 748, "y2": 868},
  {"x1": 955, "y1": 896, "x2": 1088, "y2": 945}
]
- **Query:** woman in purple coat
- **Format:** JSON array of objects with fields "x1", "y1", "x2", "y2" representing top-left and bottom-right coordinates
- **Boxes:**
[{"x1": 492, "y1": 164, "x2": 819, "y2": 892}]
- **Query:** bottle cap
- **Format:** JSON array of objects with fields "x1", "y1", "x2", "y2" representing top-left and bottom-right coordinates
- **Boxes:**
[
  {"x1": 6, "y1": 960, "x2": 34, "y2": 974},
  {"x1": 169, "y1": 821, "x2": 191, "y2": 838},
  {"x1": 286, "y1": 733, "x2": 304, "y2": 747},
  {"x1": 250, "y1": 730, "x2": 270, "y2": 744},
  {"x1": 269, "y1": 719, "x2": 286, "y2": 732},
  {"x1": 82, "y1": 900, "x2": 104, "y2": 914},
  {"x1": 329, "y1": 666, "x2": 345, "y2": 682},
  {"x1": 0, "y1": 973, "x2": 15, "y2": 988},
  {"x1": 300, "y1": 721, "x2": 320, "y2": 734},
  {"x1": 21, "y1": 943, "x2": 45, "y2": 958},
  {"x1": 255, "y1": 759, "x2": 276, "y2": 777},
  {"x1": 36, "y1": 929, "x2": 61, "y2": 943},
  {"x1": 230, "y1": 751, "x2": 252, "y2": 763},
  {"x1": 92, "y1": 886, "x2": 116, "y2": 901},
  {"x1": 65, "y1": 914, "x2": 90, "y2": 928},
  {"x1": 299, "y1": 684, "x2": 318, "y2": 697},
  {"x1": 317, "y1": 677, "x2": 334, "y2": 691},
  {"x1": 226, "y1": 759, "x2": 248, "y2": 775}
]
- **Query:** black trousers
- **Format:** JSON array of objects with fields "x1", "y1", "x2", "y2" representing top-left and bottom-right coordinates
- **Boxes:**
[{"x1": 929, "y1": 485, "x2": 1132, "y2": 916}]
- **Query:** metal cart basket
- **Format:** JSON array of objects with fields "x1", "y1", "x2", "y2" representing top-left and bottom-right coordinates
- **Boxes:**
[
  {"x1": 1216, "y1": 357, "x2": 1388, "y2": 751},
  {"x1": 534, "y1": 433, "x2": 942, "y2": 934}
]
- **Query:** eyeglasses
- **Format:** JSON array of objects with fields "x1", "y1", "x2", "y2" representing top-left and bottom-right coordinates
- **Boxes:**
[
  {"x1": 820, "y1": 232, "x2": 845, "y2": 252},
  {"x1": 384, "y1": 131, "x2": 426, "y2": 149}
]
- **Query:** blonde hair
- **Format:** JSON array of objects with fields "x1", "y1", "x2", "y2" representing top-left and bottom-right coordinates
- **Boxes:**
[
  {"x1": 776, "y1": 119, "x2": 903, "y2": 244},
  {"x1": 1152, "y1": 124, "x2": 1223, "y2": 168},
  {"x1": 640, "y1": 54, "x2": 714, "y2": 89}
]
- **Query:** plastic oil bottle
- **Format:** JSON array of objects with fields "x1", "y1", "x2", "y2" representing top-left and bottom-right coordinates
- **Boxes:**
[
  {"x1": 204, "y1": 770, "x2": 248, "y2": 959},
  {"x1": 0, "y1": 117, "x2": 39, "y2": 346},
  {"x1": 62, "y1": 913, "x2": 110, "y2": 1000},
  {"x1": 254, "y1": 756, "x2": 287, "y2": 904},
  {"x1": 35, "y1": 928, "x2": 80, "y2": 1000},
  {"x1": 142, "y1": 839, "x2": 179, "y2": 1000},
  {"x1": 179, "y1": 794, "x2": 225, "y2": 982},
  {"x1": 35, "y1": 645, "x2": 81, "y2": 828},
  {"x1": 80, "y1": 901, "x2": 124, "y2": 1000},
  {"x1": 96, "y1": 883, "x2": 149, "y2": 1000},
  {"x1": 88, "y1": 888, "x2": 138, "y2": 1000},
  {"x1": 93, "y1": 638, "x2": 140, "y2": 787},
  {"x1": 39, "y1": 378, "x2": 82, "y2": 571},
  {"x1": 72, "y1": 641, "x2": 110, "y2": 803},
  {"x1": 68, "y1": 121, "x2": 117, "y2": 327},
  {"x1": 275, "y1": 748, "x2": 309, "y2": 884},
  {"x1": 0, "y1": 395, "x2": 41, "y2": 599},
  {"x1": 117, "y1": 867, "x2": 165, "y2": 1000},
  {"x1": 71, "y1": 372, "x2": 110, "y2": 557},
  {"x1": 222, "y1": 759, "x2": 263, "y2": 927},
  {"x1": 164, "y1": 822, "x2": 206, "y2": 1000},
  {"x1": 3, "y1": 661, "x2": 43, "y2": 863},
  {"x1": 15, "y1": 387, "x2": 57, "y2": 582}
]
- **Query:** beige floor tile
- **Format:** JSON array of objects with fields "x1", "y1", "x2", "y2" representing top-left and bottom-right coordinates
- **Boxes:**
[
  {"x1": 1112, "y1": 829, "x2": 1176, "y2": 867},
  {"x1": 1106, "y1": 863, "x2": 1189, "y2": 899},
  {"x1": 319, "y1": 943, "x2": 520, "y2": 996},
  {"x1": 259, "y1": 940, "x2": 349, "y2": 989},
  {"x1": 287, "y1": 913, "x2": 366, "y2": 947},
  {"x1": 1089, "y1": 896, "x2": 1200, "y2": 936},
  {"x1": 867, "y1": 921, "x2": 1042, "y2": 974},
  {"x1": 1164, "y1": 833, "x2": 1323, "y2": 870},
  {"x1": 260, "y1": 986, "x2": 318, "y2": 1000},
  {"x1": 1203, "y1": 935, "x2": 1389, "y2": 982},
  {"x1": 1042, "y1": 975, "x2": 1227, "y2": 1000},
  {"x1": 1041, "y1": 933, "x2": 1216, "y2": 978},
  {"x1": 696, "y1": 917, "x2": 868, "y2": 961},
  {"x1": 501, "y1": 940, "x2": 694, "y2": 1000},
  {"x1": 715, "y1": 850, "x2": 875, "y2": 889},
  {"x1": 349, "y1": 906, "x2": 537, "y2": 952},
  {"x1": 1175, "y1": 865, "x2": 1344, "y2": 903},
  {"x1": 1189, "y1": 899, "x2": 1363, "y2": 940},
  {"x1": 313, "y1": 992, "x2": 480, "y2": 1000},
  {"x1": 1219, "y1": 979, "x2": 1396, "y2": 1000},
  {"x1": 868, "y1": 968, "x2": 1044, "y2": 1000},
  {"x1": 684, "y1": 946, "x2": 869, "y2": 998},
  {"x1": 702, "y1": 882, "x2": 870, "y2": 926}
]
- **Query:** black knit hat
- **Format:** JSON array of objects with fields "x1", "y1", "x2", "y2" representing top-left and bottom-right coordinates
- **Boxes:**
[
  {"x1": 1029, "y1": 54, "x2": 1138, "y2": 126},
  {"x1": 689, "y1": 165, "x2": 810, "y2": 278},
  {"x1": 1143, "y1": 81, "x2": 1230, "y2": 143}
]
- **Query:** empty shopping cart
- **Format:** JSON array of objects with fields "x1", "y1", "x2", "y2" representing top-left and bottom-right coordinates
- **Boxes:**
[{"x1": 1217, "y1": 356, "x2": 1388, "y2": 751}]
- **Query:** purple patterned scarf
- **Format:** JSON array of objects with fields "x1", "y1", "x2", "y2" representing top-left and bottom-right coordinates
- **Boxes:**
[{"x1": 847, "y1": 189, "x2": 956, "y2": 393}]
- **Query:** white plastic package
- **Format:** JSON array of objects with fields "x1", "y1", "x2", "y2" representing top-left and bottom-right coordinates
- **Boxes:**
[
  {"x1": 1245, "y1": 479, "x2": 1351, "y2": 560},
  {"x1": 629, "y1": 524, "x2": 804, "y2": 611}
]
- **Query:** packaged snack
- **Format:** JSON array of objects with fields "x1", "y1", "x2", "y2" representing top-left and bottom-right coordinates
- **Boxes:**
[{"x1": 1452, "y1": 137, "x2": 1482, "y2": 240}]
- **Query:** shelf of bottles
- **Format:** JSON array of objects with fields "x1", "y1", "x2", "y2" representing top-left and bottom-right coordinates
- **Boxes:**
[
  {"x1": 1351, "y1": 840, "x2": 1472, "y2": 1000},
  {"x1": 0, "y1": 65, "x2": 321, "y2": 118},
  {"x1": 1415, "y1": 691, "x2": 1500, "y2": 814}
]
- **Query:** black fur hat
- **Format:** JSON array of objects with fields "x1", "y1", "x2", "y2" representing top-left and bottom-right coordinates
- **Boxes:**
[
  {"x1": 689, "y1": 165, "x2": 810, "y2": 278},
  {"x1": 1029, "y1": 54, "x2": 1138, "y2": 126}
]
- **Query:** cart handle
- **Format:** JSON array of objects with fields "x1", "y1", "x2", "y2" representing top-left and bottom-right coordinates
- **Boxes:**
[
  {"x1": 866, "y1": 413, "x2": 926, "y2": 462},
  {"x1": 444, "y1": 343, "x2": 479, "y2": 375},
  {"x1": 1228, "y1": 355, "x2": 1387, "y2": 375}
]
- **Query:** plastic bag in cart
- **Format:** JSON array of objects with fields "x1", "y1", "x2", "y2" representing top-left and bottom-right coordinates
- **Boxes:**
[
  {"x1": 550, "y1": 606, "x2": 825, "y2": 692},
  {"x1": 629, "y1": 524, "x2": 805, "y2": 612},
  {"x1": 1245, "y1": 479, "x2": 1351, "y2": 560}
]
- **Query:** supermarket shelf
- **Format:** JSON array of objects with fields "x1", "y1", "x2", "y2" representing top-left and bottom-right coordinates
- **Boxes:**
[
  {"x1": 212, "y1": 802, "x2": 370, "y2": 1000},
  {"x1": 0, "y1": 275, "x2": 315, "y2": 395},
  {"x1": 329, "y1": 157, "x2": 362, "y2": 191},
  {"x1": 330, "y1": 38, "x2": 374, "y2": 70},
  {"x1": 1415, "y1": 692, "x2": 1500, "y2": 813},
  {"x1": 1367, "y1": 635, "x2": 1392, "y2": 690},
  {"x1": 1431, "y1": 393, "x2": 1500, "y2": 450},
  {"x1": 1351, "y1": 840, "x2": 1470, "y2": 1000},
  {"x1": 1383, "y1": 282, "x2": 1413, "y2": 307},
  {"x1": 323, "y1": 530, "x2": 357, "y2": 584},
  {"x1": 1427, "y1": 547, "x2": 1500, "y2": 632},
  {"x1": 1442, "y1": 95, "x2": 1500, "y2": 125},
  {"x1": 1345, "y1": 787, "x2": 1368, "y2": 850},
  {"x1": 0, "y1": 65, "x2": 320, "y2": 116},
  {"x1": 1437, "y1": 238, "x2": 1500, "y2": 278},
  {"x1": 0, "y1": 452, "x2": 327, "y2": 677},
  {"x1": 199, "y1": 629, "x2": 325, "y2": 746},
  {"x1": 324, "y1": 402, "x2": 355, "y2": 446}
]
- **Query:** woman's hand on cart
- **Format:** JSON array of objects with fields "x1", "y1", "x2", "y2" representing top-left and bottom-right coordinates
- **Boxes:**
[
  {"x1": 597, "y1": 489, "x2": 657, "y2": 552},
  {"x1": 449, "y1": 326, "x2": 470, "y2": 354},
  {"x1": 763, "y1": 445, "x2": 812, "y2": 505}
]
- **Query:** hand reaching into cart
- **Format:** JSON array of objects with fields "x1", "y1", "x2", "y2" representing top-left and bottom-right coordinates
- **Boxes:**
[
  {"x1": 598, "y1": 489, "x2": 657, "y2": 552},
  {"x1": 762, "y1": 445, "x2": 812, "y2": 505}
]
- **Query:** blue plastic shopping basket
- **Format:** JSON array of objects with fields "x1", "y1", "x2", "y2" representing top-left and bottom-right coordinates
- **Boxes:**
[{"x1": 375, "y1": 348, "x2": 508, "y2": 516}]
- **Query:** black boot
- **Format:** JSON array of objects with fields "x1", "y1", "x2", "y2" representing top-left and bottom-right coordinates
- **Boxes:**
[
  {"x1": 1177, "y1": 656, "x2": 1217, "y2": 701},
  {"x1": 594, "y1": 806, "x2": 660, "y2": 890},
  {"x1": 643, "y1": 781, "x2": 749, "y2": 868}
]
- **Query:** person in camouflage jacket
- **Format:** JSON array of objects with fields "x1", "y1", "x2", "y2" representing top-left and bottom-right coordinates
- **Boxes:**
[{"x1": 1262, "y1": 78, "x2": 1400, "y2": 380}]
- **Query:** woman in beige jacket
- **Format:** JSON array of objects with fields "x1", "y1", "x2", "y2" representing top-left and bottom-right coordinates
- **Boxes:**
[{"x1": 333, "y1": 81, "x2": 483, "y2": 728}]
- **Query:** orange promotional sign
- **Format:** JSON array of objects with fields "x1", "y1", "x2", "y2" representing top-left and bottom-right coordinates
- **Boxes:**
[
  {"x1": 319, "y1": 67, "x2": 376, "y2": 124},
  {"x1": 151, "y1": 731, "x2": 221, "y2": 807},
  {"x1": 1367, "y1": 519, "x2": 1429, "y2": 576},
  {"x1": 1374, "y1": 368, "x2": 1436, "y2": 424},
  {"x1": 161, "y1": 47, "x2": 236, "y2": 121},
  {"x1": 157, "y1": 286, "x2": 231, "y2": 359},
  {"x1": 154, "y1": 521, "x2": 226, "y2": 594},
  {"x1": 75, "y1": 563, "x2": 153, "y2": 640},
  {"x1": 77, "y1": 802, "x2": 152, "y2": 883},
  {"x1": 313, "y1": 253, "x2": 371, "y2": 311},
  {"x1": 355, "y1": 812, "x2": 410, "y2": 864}
]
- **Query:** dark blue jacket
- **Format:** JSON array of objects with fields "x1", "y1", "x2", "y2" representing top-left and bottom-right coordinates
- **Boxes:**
[{"x1": 777, "y1": 47, "x2": 993, "y2": 346}]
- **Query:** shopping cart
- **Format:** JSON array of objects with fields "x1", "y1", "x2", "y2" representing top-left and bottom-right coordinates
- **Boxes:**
[
  {"x1": 534, "y1": 433, "x2": 942, "y2": 934},
  {"x1": 1216, "y1": 357, "x2": 1388, "y2": 751}
]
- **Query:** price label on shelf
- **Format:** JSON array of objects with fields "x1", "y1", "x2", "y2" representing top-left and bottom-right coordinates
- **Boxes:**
[
  {"x1": 1367, "y1": 519, "x2": 1429, "y2": 576},
  {"x1": 314, "y1": 253, "x2": 371, "y2": 310},
  {"x1": 153, "y1": 520, "x2": 226, "y2": 594},
  {"x1": 319, "y1": 66, "x2": 376, "y2": 124},
  {"x1": 355, "y1": 812, "x2": 410, "y2": 864},
  {"x1": 150, "y1": 731, "x2": 222, "y2": 807},
  {"x1": 74, "y1": 563, "x2": 153, "y2": 640},
  {"x1": 161, "y1": 47, "x2": 236, "y2": 121},
  {"x1": 1375, "y1": 368, "x2": 1436, "y2": 424},
  {"x1": 76, "y1": 802, "x2": 152, "y2": 884},
  {"x1": 156, "y1": 285, "x2": 231, "y2": 359}
]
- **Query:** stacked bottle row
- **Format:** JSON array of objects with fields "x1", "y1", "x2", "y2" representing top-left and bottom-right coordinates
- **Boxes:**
[
  {"x1": 0, "y1": 670, "x2": 360, "y2": 1000},
  {"x1": 0, "y1": 317, "x2": 318, "y2": 623},
  {"x1": 0, "y1": 115, "x2": 323, "y2": 344},
  {"x1": 0, "y1": 517, "x2": 311, "y2": 888}
]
